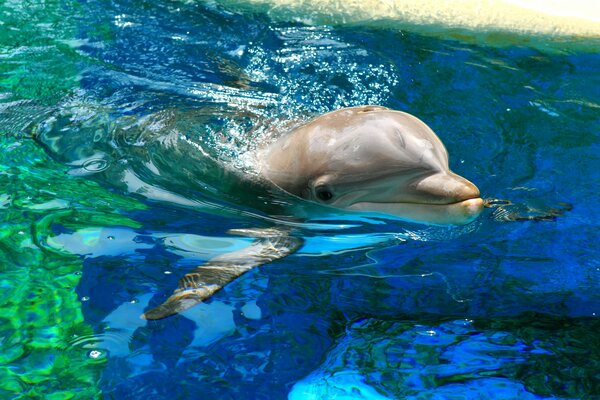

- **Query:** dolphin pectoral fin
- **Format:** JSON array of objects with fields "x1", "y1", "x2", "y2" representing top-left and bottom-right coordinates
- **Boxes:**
[
  {"x1": 142, "y1": 229, "x2": 302, "y2": 320},
  {"x1": 484, "y1": 198, "x2": 572, "y2": 222},
  {"x1": 141, "y1": 267, "x2": 233, "y2": 320},
  {"x1": 141, "y1": 284, "x2": 220, "y2": 320}
]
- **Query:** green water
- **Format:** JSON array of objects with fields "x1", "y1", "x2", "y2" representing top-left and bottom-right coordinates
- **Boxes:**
[
  {"x1": 0, "y1": 137, "x2": 147, "y2": 398},
  {"x1": 0, "y1": 1, "x2": 135, "y2": 397}
]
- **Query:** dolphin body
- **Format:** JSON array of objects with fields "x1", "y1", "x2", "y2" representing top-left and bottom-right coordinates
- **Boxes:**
[{"x1": 143, "y1": 105, "x2": 483, "y2": 319}]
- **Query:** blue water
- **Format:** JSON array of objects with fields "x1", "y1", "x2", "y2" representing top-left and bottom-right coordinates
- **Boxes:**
[{"x1": 1, "y1": 0, "x2": 599, "y2": 398}]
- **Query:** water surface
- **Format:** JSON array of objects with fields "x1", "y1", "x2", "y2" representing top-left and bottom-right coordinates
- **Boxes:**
[{"x1": 0, "y1": 0, "x2": 599, "y2": 398}]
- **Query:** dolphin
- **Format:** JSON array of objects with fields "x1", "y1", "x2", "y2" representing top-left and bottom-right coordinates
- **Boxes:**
[
  {"x1": 142, "y1": 105, "x2": 483, "y2": 319},
  {"x1": 260, "y1": 105, "x2": 483, "y2": 226}
]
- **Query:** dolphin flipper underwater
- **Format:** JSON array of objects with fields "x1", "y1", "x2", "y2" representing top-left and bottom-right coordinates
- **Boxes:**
[
  {"x1": 142, "y1": 228, "x2": 302, "y2": 320},
  {"x1": 141, "y1": 106, "x2": 569, "y2": 320}
]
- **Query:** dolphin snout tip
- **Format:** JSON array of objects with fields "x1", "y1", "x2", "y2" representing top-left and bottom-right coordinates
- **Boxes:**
[
  {"x1": 415, "y1": 172, "x2": 481, "y2": 204},
  {"x1": 442, "y1": 172, "x2": 480, "y2": 203},
  {"x1": 464, "y1": 197, "x2": 483, "y2": 213},
  {"x1": 458, "y1": 197, "x2": 484, "y2": 224},
  {"x1": 458, "y1": 180, "x2": 480, "y2": 202}
]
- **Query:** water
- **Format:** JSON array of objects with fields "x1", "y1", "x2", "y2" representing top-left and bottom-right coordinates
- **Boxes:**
[{"x1": 1, "y1": 0, "x2": 599, "y2": 398}]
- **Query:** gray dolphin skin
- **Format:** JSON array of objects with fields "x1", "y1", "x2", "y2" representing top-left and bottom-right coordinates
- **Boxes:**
[
  {"x1": 142, "y1": 105, "x2": 483, "y2": 320},
  {"x1": 261, "y1": 105, "x2": 483, "y2": 225}
]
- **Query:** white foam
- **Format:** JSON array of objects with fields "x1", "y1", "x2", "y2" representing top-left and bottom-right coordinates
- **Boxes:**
[{"x1": 214, "y1": 0, "x2": 600, "y2": 37}]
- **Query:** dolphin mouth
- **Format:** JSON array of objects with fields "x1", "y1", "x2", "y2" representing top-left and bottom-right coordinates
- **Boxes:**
[
  {"x1": 406, "y1": 171, "x2": 482, "y2": 206},
  {"x1": 346, "y1": 197, "x2": 484, "y2": 225},
  {"x1": 340, "y1": 170, "x2": 483, "y2": 225}
]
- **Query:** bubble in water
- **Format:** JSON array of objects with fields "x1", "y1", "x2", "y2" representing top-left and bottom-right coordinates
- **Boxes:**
[
  {"x1": 453, "y1": 319, "x2": 474, "y2": 326},
  {"x1": 93, "y1": 131, "x2": 103, "y2": 142},
  {"x1": 82, "y1": 158, "x2": 109, "y2": 172},
  {"x1": 88, "y1": 350, "x2": 102, "y2": 359}
]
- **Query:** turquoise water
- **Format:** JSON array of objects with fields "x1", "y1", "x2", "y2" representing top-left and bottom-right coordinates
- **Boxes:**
[{"x1": 1, "y1": 0, "x2": 599, "y2": 398}]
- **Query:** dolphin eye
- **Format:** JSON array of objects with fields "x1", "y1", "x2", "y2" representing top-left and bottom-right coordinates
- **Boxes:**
[{"x1": 315, "y1": 187, "x2": 334, "y2": 202}]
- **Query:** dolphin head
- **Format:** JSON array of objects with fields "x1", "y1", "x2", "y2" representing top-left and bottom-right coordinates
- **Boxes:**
[{"x1": 262, "y1": 106, "x2": 483, "y2": 225}]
